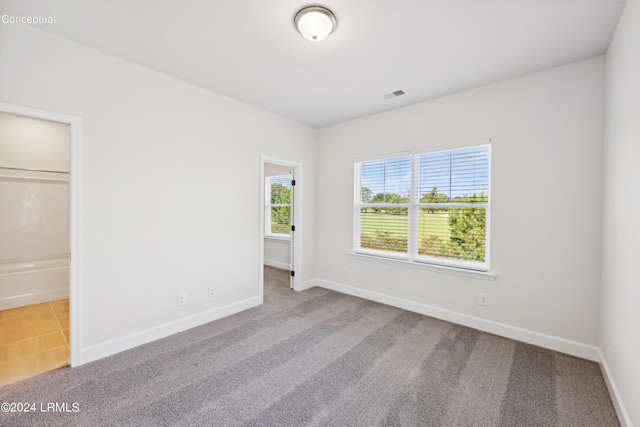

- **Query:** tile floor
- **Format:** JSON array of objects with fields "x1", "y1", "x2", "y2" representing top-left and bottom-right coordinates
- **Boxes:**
[{"x1": 0, "y1": 299, "x2": 69, "y2": 386}]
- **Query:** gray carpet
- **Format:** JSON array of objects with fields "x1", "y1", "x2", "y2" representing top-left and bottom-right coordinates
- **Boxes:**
[{"x1": 0, "y1": 266, "x2": 619, "y2": 426}]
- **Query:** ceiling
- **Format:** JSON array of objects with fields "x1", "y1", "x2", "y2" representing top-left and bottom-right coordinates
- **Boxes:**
[{"x1": 1, "y1": 0, "x2": 625, "y2": 128}]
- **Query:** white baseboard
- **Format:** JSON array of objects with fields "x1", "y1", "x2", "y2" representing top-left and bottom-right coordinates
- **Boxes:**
[
  {"x1": 80, "y1": 296, "x2": 262, "y2": 365},
  {"x1": 0, "y1": 287, "x2": 69, "y2": 311},
  {"x1": 316, "y1": 278, "x2": 600, "y2": 362},
  {"x1": 297, "y1": 278, "x2": 316, "y2": 292},
  {"x1": 264, "y1": 259, "x2": 291, "y2": 270},
  {"x1": 599, "y1": 349, "x2": 632, "y2": 427}
]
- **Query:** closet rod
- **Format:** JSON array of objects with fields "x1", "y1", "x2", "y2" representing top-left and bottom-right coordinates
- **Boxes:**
[{"x1": 0, "y1": 166, "x2": 69, "y2": 174}]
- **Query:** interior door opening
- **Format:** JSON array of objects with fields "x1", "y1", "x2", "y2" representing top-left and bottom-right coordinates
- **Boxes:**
[
  {"x1": 0, "y1": 112, "x2": 70, "y2": 386},
  {"x1": 0, "y1": 102, "x2": 82, "y2": 371},
  {"x1": 261, "y1": 156, "x2": 302, "y2": 295}
]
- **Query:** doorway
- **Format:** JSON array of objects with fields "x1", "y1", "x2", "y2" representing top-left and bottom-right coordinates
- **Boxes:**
[
  {"x1": 264, "y1": 163, "x2": 293, "y2": 286},
  {"x1": 0, "y1": 112, "x2": 70, "y2": 385},
  {"x1": 0, "y1": 102, "x2": 82, "y2": 378},
  {"x1": 260, "y1": 156, "x2": 302, "y2": 297}
]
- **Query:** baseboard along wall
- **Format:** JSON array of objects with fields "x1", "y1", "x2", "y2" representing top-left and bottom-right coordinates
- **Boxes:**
[
  {"x1": 263, "y1": 259, "x2": 291, "y2": 270},
  {"x1": 0, "y1": 287, "x2": 69, "y2": 311},
  {"x1": 311, "y1": 278, "x2": 639, "y2": 425},
  {"x1": 598, "y1": 349, "x2": 632, "y2": 427},
  {"x1": 313, "y1": 278, "x2": 599, "y2": 361},
  {"x1": 80, "y1": 296, "x2": 262, "y2": 365},
  {"x1": 77, "y1": 276, "x2": 630, "y2": 427}
]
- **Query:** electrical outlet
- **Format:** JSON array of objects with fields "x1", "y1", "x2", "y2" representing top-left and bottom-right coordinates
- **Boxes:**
[
  {"x1": 208, "y1": 286, "x2": 216, "y2": 298},
  {"x1": 177, "y1": 293, "x2": 187, "y2": 307},
  {"x1": 478, "y1": 292, "x2": 488, "y2": 306}
]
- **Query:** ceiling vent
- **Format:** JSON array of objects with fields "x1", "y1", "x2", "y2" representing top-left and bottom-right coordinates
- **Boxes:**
[{"x1": 382, "y1": 90, "x2": 406, "y2": 100}]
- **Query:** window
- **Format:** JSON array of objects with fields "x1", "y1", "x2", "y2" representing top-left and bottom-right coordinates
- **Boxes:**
[
  {"x1": 265, "y1": 174, "x2": 292, "y2": 238},
  {"x1": 355, "y1": 144, "x2": 490, "y2": 271}
]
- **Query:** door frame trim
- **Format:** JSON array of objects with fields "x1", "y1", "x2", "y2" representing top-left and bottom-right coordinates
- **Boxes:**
[
  {"x1": 0, "y1": 102, "x2": 83, "y2": 367},
  {"x1": 260, "y1": 155, "x2": 303, "y2": 294}
]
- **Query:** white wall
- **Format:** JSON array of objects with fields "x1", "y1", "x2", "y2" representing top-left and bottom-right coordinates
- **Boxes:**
[
  {"x1": 263, "y1": 238, "x2": 291, "y2": 270},
  {"x1": 264, "y1": 163, "x2": 291, "y2": 177},
  {"x1": 0, "y1": 112, "x2": 70, "y2": 172},
  {"x1": 601, "y1": 3, "x2": 640, "y2": 425},
  {"x1": 264, "y1": 162, "x2": 291, "y2": 269},
  {"x1": 0, "y1": 24, "x2": 316, "y2": 362},
  {"x1": 0, "y1": 113, "x2": 70, "y2": 261},
  {"x1": 317, "y1": 57, "x2": 604, "y2": 356}
]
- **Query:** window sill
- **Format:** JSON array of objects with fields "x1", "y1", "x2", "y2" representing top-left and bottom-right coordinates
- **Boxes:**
[
  {"x1": 348, "y1": 252, "x2": 497, "y2": 281},
  {"x1": 264, "y1": 235, "x2": 291, "y2": 242}
]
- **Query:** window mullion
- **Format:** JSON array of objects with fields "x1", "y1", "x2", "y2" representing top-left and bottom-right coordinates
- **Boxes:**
[
  {"x1": 354, "y1": 163, "x2": 362, "y2": 252},
  {"x1": 408, "y1": 154, "x2": 418, "y2": 260}
]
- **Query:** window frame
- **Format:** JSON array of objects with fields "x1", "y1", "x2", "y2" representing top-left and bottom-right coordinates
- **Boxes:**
[
  {"x1": 354, "y1": 142, "x2": 491, "y2": 272},
  {"x1": 265, "y1": 173, "x2": 292, "y2": 240}
]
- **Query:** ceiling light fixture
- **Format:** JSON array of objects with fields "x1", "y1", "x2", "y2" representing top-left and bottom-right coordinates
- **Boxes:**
[{"x1": 294, "y1": 5, "x2": 337, "y2": 42}]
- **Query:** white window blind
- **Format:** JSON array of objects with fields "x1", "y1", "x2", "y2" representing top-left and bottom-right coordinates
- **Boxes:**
[
  {"x1": 357, "y1": 155, "x2": 411, "y2": 254},
  {"x1": 355, "y1": 144, "x2": 491, "y2": 271}
]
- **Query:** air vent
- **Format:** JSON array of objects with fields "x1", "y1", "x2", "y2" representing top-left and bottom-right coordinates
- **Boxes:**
[{"x1": 382, "y1": 89, "x2": 406, "y2": 100}]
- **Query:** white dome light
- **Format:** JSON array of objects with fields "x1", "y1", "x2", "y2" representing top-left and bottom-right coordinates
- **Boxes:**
[{"x1": 294, "y1": 6, "x2": 337, "y2": 42}]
